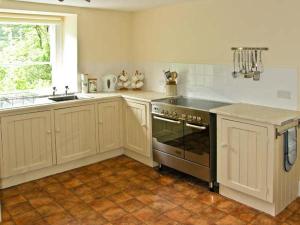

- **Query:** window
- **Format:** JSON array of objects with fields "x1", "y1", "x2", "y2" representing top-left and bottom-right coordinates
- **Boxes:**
[
  {"x1": 0, "y1": 11, "x2": 78, "y2": 95},
  {"x1": 0, "y1": 23, "x2": 54, "y2": 93}
]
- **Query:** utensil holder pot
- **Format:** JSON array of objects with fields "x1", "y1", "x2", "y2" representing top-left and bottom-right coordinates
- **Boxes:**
[{"x1": 165, "y1": 84, "x2": 177, "y2": 96}]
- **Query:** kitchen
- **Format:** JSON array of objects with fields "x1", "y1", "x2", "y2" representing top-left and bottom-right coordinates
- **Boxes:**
[{"x1": 0, "y1": 0, "x2": 300, "y2": 224}]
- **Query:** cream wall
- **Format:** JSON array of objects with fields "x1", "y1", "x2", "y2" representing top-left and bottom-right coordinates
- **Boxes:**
[
  {"x1": 0, "y1": 0, "x2": 132, "y2": 77},
  {"x1": 5, "y1": 0, "x2": 300, "y2": 68},
  {"x1": 132, "y1": 0, "x2": 300, "y2": 67}
]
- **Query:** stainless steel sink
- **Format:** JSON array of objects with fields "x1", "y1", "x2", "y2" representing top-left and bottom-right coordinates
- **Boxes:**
[{"x1": 49, "y1": 95, "x2": 79, "y2": 102}]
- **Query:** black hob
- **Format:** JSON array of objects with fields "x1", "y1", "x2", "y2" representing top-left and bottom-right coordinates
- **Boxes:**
[{"x1": 152, "y1": 96, "x2": 230, "y2": 112}]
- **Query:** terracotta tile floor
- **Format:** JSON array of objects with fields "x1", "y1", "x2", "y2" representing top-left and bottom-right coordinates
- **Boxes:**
[{"x1": 1, "y1": 155, "x2": 300, "y2": 225}]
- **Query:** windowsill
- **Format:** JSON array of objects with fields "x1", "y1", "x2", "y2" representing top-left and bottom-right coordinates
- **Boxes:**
[
  {"x1": 0, "y1": 90, "x2": 77, "y2": 97},
  {"x1": 0, "y1": 92, "x2": 78, "y2": 110}
]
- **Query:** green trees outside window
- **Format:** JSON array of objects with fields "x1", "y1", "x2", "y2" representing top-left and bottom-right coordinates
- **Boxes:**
[{"x1": 0, "y1": 24, "x2": 52, "y2": 93}]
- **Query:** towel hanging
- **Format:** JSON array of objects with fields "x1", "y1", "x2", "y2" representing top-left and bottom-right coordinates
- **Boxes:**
[{"x1": 283, "y1": 127, "x2": 297, "y2": 172}]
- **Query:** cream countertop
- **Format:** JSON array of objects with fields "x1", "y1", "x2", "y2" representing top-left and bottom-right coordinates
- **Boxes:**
[
  {"x1": 210, "y1": 103, "x2": 300, "y2": 126},
  {"x1": 0, "y1": 91, "x2": 166, "y2": 115},
  {"x1": 81, "y1": 90, "x2": 168, "y2": 102}
]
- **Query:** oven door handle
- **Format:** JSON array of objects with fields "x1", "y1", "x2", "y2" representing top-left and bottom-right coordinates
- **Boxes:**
[
  {"x1": 153, "y1": 116, "x2": 181, "y2": 124},
  {"x1": 185, "y1": 123, "x2": 207, "y2": 130}
]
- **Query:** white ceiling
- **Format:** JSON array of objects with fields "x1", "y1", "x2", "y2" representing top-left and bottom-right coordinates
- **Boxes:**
[{"x1": 16, "y1": 0, "x2": 185, "y2": 11}]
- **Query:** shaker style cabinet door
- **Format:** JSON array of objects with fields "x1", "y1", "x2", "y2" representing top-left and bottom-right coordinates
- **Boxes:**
[
  {"x1": 1, "y1": 111, "x2": 53, "y2": 177},
  {"x1": 54, "y1": 105, "x2": 97, "y2": 164},
  {"x1": 123, "y1": 101, "x2": 149, "y2": 157},
  {"x1": 218, "y1": 118, "x2": 269, "y2": 201},
  {"x1": 98, "y1": 101, "x2": 122, "y2": 152}
]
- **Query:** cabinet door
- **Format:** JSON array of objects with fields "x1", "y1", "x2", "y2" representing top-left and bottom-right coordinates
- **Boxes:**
[
  {"x1": 218, "y1": 119, "x2": 269, "y2": 201},
  {"x1": 55, "y1": 105, "x2": 96, "y2": 164},
  {"x1": 98, "y1": 101, "x2": 122, "y2": 152},
  {"x1": 124, "y1": 101, "x2": 149, "y2": 156},
  {"x1": 1, "y1": 111, "x2": 53, "y2": 177}
]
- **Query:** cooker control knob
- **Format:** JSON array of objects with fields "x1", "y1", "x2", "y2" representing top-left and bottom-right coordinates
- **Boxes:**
[
  {"x1": 197, "y1": 117, "x2": 202, "y2": 122},
  {"x1": 164, "y1": 110, "x2": 169, "y2": 115},
  {"x1": 172, "y1": 112, "x2": 177, "y2": 117},
  {"x1": 192, "y1": 116, "x2": 197, "y2": 121},
  {"x1": 181, "y1": 114, "x2": 186, "y2": 119},
  {"x1": 188, "y1": 115, "x2": 192, "y2": 120}
]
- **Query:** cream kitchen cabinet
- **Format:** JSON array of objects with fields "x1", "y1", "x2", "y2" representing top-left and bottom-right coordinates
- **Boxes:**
[
  {"x1": 1, "y1": 111, "x2": 53, "y2": 178},
  {"x1": 98, "y1": 100, "x2": 122, "y2": 153},
  {"x1": 218, "y1": 118, "x2": 269, "y2": 201},
  {"x1": 0, "y1": 92, "x2": 165, "y2": 189},
  {"x1": 123, "y1": 100, "x2": 150, "y2": 157},
  {"x1": 216, "y1": 114, "x2": 300, "y2": 216},
  {"x1": 54, "y1": 104, "x2": 97, "y2": 164}
]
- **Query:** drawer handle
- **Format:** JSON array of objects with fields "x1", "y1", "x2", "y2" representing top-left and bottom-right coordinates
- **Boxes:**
[
  {"x1": 185, "y1": 123, "x2": 207, "y2": 130},
  {"x1": 153, "y1": 116, "x2": 181, "y2": 124}
]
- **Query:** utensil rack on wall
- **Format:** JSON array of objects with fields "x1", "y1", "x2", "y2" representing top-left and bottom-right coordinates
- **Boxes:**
[{"x1": 231, "y1": 47, "x2": 269, "y2": 81}]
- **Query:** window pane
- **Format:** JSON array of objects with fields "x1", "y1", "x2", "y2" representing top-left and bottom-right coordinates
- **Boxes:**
[
  {"x1": 0, "y1": 24, "x2": 51, "y2": 64},
  {"x1": 0, "y1": 23, "x2": 52, "y2": 93},
  {"x1": 0, "y1": 64, "x2": 52, "y2": 92}
]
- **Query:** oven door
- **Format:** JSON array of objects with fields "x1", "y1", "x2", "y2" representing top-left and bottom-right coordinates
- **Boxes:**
[
  {"x1": 184, "y1": 122, "x2": 210, "y2": 167},
  {"x1": 152, "y1": 115, "x2": 184, "y2": 158}
]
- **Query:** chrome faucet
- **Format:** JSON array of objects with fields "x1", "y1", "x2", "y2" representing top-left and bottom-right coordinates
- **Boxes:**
[
  {"x1": 65, "y1": 86, "x2": 69, "y2": 95},
  {"x1": 52, "y1": 87, "x2": 57, "y2": 96}
]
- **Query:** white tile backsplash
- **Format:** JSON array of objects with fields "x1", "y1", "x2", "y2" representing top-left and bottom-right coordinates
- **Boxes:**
[
  {"x1": 78, "y1": 61, "x2": 298, "y2": 110},
  {"x1": 134, "y1": 62, "x2": 298, "y2": 110}
]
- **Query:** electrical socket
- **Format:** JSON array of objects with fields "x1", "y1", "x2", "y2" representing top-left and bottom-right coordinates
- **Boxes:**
[{"x1": 277, "y1": 90, "x2": 291, "y2": 99}]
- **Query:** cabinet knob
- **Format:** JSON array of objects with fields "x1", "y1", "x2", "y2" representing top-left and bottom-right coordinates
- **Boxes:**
[
  {"x1": 221, "y1": 144, "x2": 234, "y2": 151},
  {"x1": 221, "y1": 144, "x2": 228, "y2": 148},
  {"x1": 55, "y1": 128, "x2": 60, "y2": 133},
  {"x1": 47, "y1": 130, "x2": 51, "y2": 134}
]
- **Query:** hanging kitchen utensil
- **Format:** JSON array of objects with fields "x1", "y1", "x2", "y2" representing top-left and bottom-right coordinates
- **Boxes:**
[
  {"x1": 244, "y1": 50, "x2": 253, "y2": 78},
  {"x1": 238, "y1": 50, "x2": 242, "y2": 75},
  {"x1": 251, "y1": 50, "x2": 256, "y2": 72},
  {"x1": 231, "y1": 47, "x2": 268, "y2": 80},
  {"x1": 259, "y1": 50, "x2": 264, "y2": 73},
  {"x1": 249, "y1": 50, "x2": 254, "y2": 77},
  {"x1": 241, "y1": 50, "x2": 246, "y2": 74},
  {"x1": 232, "y1": 50, "x2": 238, "y2": 78},
  {"x1": 253, "y1": 50, "x2": 260, "y2": 81},
  {"x1": 253, "y1": 70, "x2": 261, "y2": 81}
]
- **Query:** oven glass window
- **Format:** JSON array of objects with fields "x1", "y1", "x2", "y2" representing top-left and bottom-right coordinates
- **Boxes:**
[
  {"x1": 152, "y1": 116, "x2": 183, "y2": 148},
  {"x1": 184, "y1": 123, "x2": 210, "y2": 167}
]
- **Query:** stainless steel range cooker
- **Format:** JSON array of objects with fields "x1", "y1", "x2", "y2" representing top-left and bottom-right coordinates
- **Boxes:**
[{"x1": 151, "y1": 97, "x2": 230, "y2": 190}]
